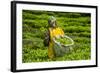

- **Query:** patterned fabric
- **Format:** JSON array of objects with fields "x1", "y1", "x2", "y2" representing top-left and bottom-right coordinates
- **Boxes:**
[{"x1": 48, "y1": 27, "x2": 64, "y2": 59}]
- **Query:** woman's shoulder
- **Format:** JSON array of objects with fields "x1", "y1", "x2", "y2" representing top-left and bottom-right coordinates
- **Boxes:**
[{"x1": 56, "y1": 27, "x2": 62, "y2": 30}]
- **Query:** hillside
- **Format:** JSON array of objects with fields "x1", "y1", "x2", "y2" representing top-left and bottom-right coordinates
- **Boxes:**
[{"x1": 22, "y1": 10, "x2": 91, "y2": 63}]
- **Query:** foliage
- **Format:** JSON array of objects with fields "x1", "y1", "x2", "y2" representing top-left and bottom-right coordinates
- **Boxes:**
[
  {"x1": 22, "y1": 10, "x2": 91, "y2": 63},
  {"x1": 56, "y1": 37, "x2": 72, "y2": 45}
]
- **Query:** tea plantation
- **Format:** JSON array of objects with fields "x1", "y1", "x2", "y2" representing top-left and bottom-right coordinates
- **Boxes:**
[{"x1": 22, "y1": 10, "x2": 91, "y2": 63}]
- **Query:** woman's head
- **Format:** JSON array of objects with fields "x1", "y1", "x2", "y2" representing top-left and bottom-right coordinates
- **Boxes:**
[{"x1": 48, "y1": 16, "x2": 57, "y2": 28}]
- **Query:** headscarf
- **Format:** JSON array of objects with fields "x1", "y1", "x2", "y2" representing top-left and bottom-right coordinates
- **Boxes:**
[{"x1": 48, "y1": 16, "x2": 57, "y2": 27}]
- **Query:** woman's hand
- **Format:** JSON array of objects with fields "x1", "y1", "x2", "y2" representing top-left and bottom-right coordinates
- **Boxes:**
[
  {"x1": 55, "y1": 35, "x2": 64, "y2": 39},
  {"x1": 59, "y1": 35, "x2": 64, "y2": 38}
]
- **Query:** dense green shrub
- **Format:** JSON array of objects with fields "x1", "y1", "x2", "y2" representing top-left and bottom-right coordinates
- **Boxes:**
[{"x1": 22, "y1": 10, "x2": 91, "y2": 63}]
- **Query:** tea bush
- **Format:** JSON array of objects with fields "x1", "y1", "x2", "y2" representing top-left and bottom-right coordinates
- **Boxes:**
[{"x1": 22, "y1": 10, "x2": 91, "y2": 63}]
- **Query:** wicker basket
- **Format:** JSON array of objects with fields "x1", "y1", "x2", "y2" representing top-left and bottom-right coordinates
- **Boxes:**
[{"x1": 53, "y1": 35, "x2": 74, "y2": 57}]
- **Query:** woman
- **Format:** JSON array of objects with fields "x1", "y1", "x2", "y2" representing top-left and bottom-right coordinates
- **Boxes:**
[{"x1": 44, "y1": 16, "x2": 64, "y2": 59}]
